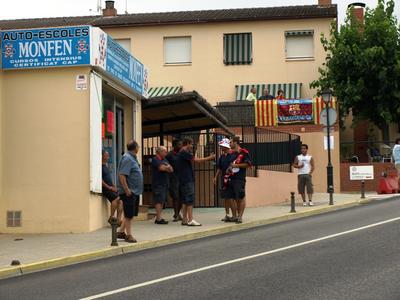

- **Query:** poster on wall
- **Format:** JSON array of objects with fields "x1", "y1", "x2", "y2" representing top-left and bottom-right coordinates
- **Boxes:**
[
  {"x1": 1, "y1": 26, "x2": 91, "y2": 69},
  {"x1": 277, "y1": 99, "x2": 314, "y2": 123},
  {"x1": 106, "y1": 110, "x2": 114, "y2": 134}
]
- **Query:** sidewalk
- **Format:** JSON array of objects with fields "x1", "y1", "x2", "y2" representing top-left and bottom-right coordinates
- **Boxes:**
[{"x1": 0, "y1": 192, "x2": 396, "y2": 278}]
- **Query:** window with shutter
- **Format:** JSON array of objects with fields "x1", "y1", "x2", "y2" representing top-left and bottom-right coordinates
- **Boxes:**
[
  {"x1": 164, "y1": 37, "x2": 192, "y2": 64},
  {"x1": 285, "y1": 30, "x2": 314, "y2": 59},
  {"x1": 223, "y1": 33, "x2": 253, "y2": 65}
]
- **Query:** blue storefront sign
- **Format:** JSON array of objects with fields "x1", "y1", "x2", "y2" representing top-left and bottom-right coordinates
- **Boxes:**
[
  {"x1": 105, "y1": 35, "x2": 146, "y2": 96},
  {"x1": 1, "y1": 26, "x2": 149, "y2": 97},
  {"x1": 1, "y1": 26, "x2": 91, "y2": 69}
]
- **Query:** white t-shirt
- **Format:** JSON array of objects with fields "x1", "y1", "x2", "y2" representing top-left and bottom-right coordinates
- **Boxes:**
[{"x1": 297, "y1": 154, "x2": 312, "y2": 175}]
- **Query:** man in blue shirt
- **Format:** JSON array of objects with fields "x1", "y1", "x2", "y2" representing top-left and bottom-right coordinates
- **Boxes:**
[
  {"x1": 152, "y1": 146, "x2": 173, "y2": 225},
  {"x1": 176, "y1": 137, "x2": 215, "y2": 226},
  {"x1": 117, "y1": 140, "x2": 143, "y2": 243}
]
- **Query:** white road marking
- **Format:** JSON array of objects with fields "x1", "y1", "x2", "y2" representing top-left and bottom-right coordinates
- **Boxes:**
[{"x1": 80, "y1": 216, "x2": 400, "y2": 300}]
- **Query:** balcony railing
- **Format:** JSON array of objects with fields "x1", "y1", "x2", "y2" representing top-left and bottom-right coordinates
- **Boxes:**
[{"x1": 216, "y1": 98, "x2": 337, "y2": 127}]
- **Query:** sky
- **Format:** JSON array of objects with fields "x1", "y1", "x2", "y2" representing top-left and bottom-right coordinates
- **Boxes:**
[{"x1": 0, "y1": 0, "x2": 399, "y2": 23}]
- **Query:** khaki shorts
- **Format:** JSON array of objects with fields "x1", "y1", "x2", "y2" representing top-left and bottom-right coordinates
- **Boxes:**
[{"x1": 298, "y1": 174, "x2": 314, "y2": 194}]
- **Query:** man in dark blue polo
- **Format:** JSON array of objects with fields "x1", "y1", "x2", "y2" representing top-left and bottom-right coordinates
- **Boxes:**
[
  {"x1": 176, "y1": 137, "x2": 215, "y2": 226},
  {"x1": 117, "y1": 140, "x2": 143, "y2": 243},
  {"x1": 152, "y1": 146, "x2": 173, "y2": 225}
]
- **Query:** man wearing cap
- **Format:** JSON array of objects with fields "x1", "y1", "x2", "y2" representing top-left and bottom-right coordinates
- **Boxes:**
[
  {"x1": 213, "y1": 138, "x2": 237, "y2": 222},
  {"x1": 228, "y1": 136, "x2": 252, "y2": 224}
]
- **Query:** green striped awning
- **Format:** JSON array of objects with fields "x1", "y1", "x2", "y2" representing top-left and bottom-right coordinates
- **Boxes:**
[
  {"x1": 235, "y1": 83, "x2": 303, "y2": 101},
  {"x1": 148, "y1": 86, "x2": 182, "y2": 98},
  {"x1": 285, "y1": 30, "x2": 314, "y2": 36},
  {"x1": 223, "y1": 33, "x2": 253, "y2": 65}
]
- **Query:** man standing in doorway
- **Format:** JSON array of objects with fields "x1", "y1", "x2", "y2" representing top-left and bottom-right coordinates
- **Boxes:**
[
  {"x1": 152, "y1": 146, "x2": 173, "y2": 225},
  {"x1": 213, "y1": 138, "x2": 237, "y2": 222},
  {"x1": 228, "y1": 136, "x2": 251, "y2": 224},
  {"x1": 117, "y1": 140, "x2": 143, "y2": 243},
  {"x1": 177, "y1": 137, "x2": 215, "y2": 226},
  {"x1": 293, "y1": 144, "x2": 315, "y2": 206},
  {"x1": 166, "y1": 139, "x2": 183, "y2": 222},
  {"x1": 102, "y1": 150, "x2": 122, "y2": 226}
]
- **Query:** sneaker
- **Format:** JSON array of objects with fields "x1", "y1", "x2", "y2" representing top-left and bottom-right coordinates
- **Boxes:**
[
  {"x1": 124, "y1": 235, "x2": 137, "y2": 243},
  {"x1": 236, "y1": 218, "x2": 243, "y2": 224},
  {"x1": 187, "y1": 220, "x2": 202, "y2": 226},
  {"x1": 181, "y1": 221, "x2": 188, "y2": 226},
  {"x1": 308, "y1": 201, "x2": 315, "y2": 206},
  {"x1": 302, "y1": 202, "x2": 308, "y2": 207},
  {"x1": 155, "y1": 219, "x2": 169, "y2": 225}
]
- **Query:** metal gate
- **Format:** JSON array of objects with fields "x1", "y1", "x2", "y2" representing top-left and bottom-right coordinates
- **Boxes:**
[
  {"x1": 142, "y1": 131, "x2": 222, "y2": 208},
  {"x1": 142, "y1": 127, "x2": 300, "y2": 208}
]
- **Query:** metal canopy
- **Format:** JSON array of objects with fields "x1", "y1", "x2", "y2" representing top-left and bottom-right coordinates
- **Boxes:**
[{"x1": 142, "y1": 91, "x2": 233, "y2": 137}]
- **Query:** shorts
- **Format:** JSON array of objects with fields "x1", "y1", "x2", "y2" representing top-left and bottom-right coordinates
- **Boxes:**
[
  {"x1": 298, "y1": 174, "x2": 314, "y2": 194},
  {"x1": 220, "y1": 188, "x2": 231, "y2": 200},
  {"x1": 102, "y1": 189, "x2": 119, "y2": 203},
  {"x1": 153, "y1": 184, "x2": 168, "y2": 204},
  {"x1": 179, "y1": 182, "x2": 195, "y2": 205},
  {"x1": 169, "y1": 174, "x2": 180, "y2": 201},
  {"x1": 120, "y1": 193, "x2": 140, "y2": 219},
  {"x1": 227, "y1": 179, "x2": 246, "y2": 200}
]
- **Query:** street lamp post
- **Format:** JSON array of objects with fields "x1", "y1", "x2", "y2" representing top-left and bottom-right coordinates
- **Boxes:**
[{"x1": 322, "y1": 89, "x2": 334, "y2": 205}]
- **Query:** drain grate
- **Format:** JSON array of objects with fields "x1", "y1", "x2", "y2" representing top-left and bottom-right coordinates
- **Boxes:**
[{"x1": 7, "y1": 211, "x2": 22, "y2": 227}]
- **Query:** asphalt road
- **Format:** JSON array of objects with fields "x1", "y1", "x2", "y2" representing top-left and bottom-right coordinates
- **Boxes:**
[{"x1": 1, "y1": 198, "x2": 400, "y2": 300}]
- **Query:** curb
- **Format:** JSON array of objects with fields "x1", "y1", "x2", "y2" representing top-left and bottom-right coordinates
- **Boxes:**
[{"x1": 0, "y1": 196, "x2": 393, "y2": 279}]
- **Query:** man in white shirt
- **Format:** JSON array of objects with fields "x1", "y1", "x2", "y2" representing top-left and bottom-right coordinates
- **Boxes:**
[
  {"x1": 293, "y1": 144, "x2": 315, "y2": 206},
  {"x1": 392, "y1": 138, "x2": 400, "y2": 173},
  {"x1": 246, "y1": 87, "x2": 257, "y2": 102}
]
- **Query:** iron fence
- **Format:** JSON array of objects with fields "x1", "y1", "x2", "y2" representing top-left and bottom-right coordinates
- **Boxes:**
[{"x1": 142, "y1": 127, "x2": 301, "y2": 208}]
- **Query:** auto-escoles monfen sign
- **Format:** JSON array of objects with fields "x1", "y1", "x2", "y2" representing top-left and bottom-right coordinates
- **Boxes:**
[
  {"x1": 1, "y1": 26, "x2": 91, "y2": 69},
  {"x1": 350, "y1": 165, "x2": 374, "y2": 180}
]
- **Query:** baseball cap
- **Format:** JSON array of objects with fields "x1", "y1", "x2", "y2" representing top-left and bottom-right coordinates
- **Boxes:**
[{"x1": 218, "y1": 138, "x2": 231, "y2": 149}]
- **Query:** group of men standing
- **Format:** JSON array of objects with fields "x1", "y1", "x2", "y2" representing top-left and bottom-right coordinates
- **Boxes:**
[{"x1": 101, "y1": 136, "x2": 252, "y2": 243}]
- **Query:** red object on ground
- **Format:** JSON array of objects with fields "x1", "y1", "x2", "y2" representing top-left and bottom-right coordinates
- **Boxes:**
[{"x1": 377, "y1": 173, "x2": 399, "y2": 194}]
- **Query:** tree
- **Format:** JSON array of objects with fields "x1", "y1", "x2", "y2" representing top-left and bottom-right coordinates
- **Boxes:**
[{"x1": 311, "y1": 0, "x2": 400, "y2": 143}]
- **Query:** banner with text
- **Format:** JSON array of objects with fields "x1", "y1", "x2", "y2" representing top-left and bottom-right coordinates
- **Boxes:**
[
  {"x1": 1, "y1": 26, "x2": 91, "y2": 69},
  {"x1": 1, "y1": 26, "x2": 149, "y2": 98},
  {"x1": 277, "y1": 99, "x2": 314, "y2": 123}
]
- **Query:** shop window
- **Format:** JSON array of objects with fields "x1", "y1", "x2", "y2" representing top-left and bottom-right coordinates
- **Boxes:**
[
  {"x1": 164, "y1": 36, "x2": 192, "y2": 64},
  {"x1": 285, "y1": 30, "x2": 314, "y2": 59},
  {"x1": 223, "y1": 33, "x2": 253, "y2": 65},
  {"x1": 115, "y1": 38, "x2": 131, "y2": 52}
]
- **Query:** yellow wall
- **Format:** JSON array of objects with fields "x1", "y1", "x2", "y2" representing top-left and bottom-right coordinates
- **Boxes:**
[
  {"x1": 104, "y1": 18, "x2": 332, "y2": 104},
  {"x1": 0, "y1": 68, "x2": 142, "y2": 233},
  {"x1": 0, "y1": 71, "x2": 3, "y2": 200},
  {"x1": 0, "y1": 67, "x2": 97, "y2": 233}
]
